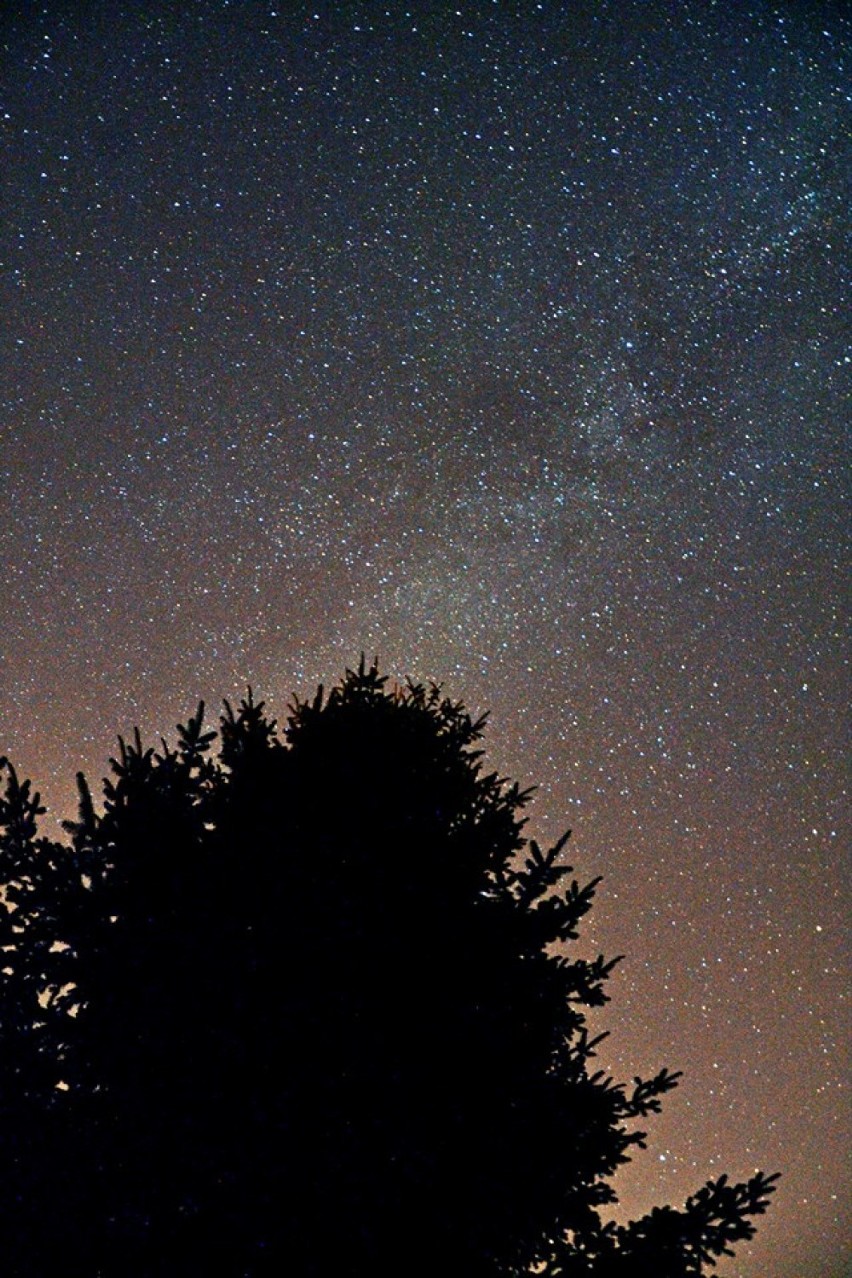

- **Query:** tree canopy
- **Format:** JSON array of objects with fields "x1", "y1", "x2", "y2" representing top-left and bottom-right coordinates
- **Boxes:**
[{"x1": 0, "y1": 661, "x2": 777, "y2": 1275}]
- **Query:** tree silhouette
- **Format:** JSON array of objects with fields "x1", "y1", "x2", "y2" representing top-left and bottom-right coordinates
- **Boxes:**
[{"x1": 0, "y1": 662, "x2": 777, "y2": 1275}]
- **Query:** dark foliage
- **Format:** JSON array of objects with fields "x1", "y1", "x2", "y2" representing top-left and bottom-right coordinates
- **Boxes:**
[{"x1": 0, "y1": 662, "x2": 777, "y2": 1275}]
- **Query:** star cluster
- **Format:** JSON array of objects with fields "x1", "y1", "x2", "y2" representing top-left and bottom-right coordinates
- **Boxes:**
[{"x1": 1, "y1": 3, "x2": 848, "y2": 1273}]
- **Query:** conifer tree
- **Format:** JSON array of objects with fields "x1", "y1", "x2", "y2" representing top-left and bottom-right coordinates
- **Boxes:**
[{"x1": 0, "y1": 662, "x2": 777, "y2": 1275}]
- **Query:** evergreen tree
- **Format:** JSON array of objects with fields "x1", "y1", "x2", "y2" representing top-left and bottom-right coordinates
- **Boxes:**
[{"x1": 0, "y1": 662, "x2": 777, "y2": 1275}]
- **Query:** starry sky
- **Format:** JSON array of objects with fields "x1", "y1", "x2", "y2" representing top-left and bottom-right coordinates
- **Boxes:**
[{"x1": 1, "y1": 2, "x2": 849, "y2": 1273}]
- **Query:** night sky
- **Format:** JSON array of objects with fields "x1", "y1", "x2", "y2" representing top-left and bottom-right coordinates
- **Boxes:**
[{"x1": 1, "y1": 2, "x2": 848, "y2": 1273}]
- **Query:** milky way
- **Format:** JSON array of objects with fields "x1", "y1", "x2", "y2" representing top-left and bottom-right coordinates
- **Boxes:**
[{"x1": 1, "y1": 3, "x2": 848, "y2": 1273}]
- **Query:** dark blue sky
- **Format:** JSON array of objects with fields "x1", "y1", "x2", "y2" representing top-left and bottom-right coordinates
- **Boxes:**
[{"x1": 1, "y1": 3, "x2": 848, "y2": 1272}]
